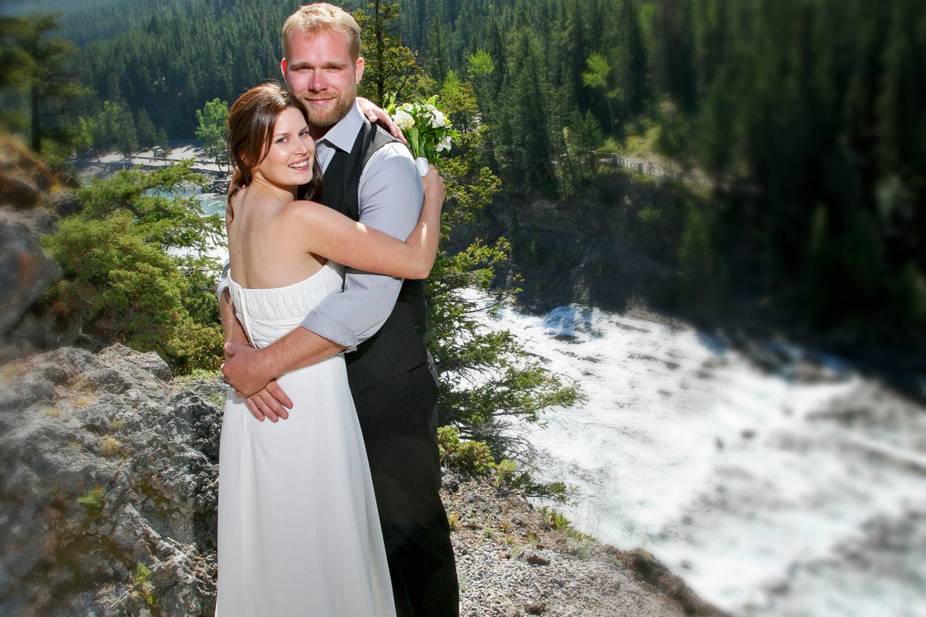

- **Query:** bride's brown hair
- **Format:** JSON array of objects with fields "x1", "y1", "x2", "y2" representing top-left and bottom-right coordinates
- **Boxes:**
[{"x1": 227, "y1": 83, "x2": 322, "y2": 207}]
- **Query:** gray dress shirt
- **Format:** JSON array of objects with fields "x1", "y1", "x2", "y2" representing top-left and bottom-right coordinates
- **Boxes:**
[{"x1": 217, "y1": 101, "x2": 423, "y2": 352}]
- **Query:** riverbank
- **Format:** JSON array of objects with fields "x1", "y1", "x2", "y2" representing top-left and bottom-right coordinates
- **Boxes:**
[
  {"x1": 444, "y1": 465, "x2": 729, "y2": 616},
  {"x1": 70, "y1": 142, "x2": 229, "y2": 185}
]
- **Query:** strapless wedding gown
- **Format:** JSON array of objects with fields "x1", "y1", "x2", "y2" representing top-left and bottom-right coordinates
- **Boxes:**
[{"x1": 216, "y1": 262, "x2": 395, "y2": 617}]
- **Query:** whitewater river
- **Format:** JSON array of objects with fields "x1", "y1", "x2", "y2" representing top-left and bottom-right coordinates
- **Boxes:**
[
  {"x1": 197, "y1": 190, "x2": 925, "y2": 616},
  {"x1": 467, "y1": 294, "x2": 926, "y2": 617}
]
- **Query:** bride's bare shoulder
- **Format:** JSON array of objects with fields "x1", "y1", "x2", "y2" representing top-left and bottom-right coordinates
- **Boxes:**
[
  {"x1": 226, "y1": 187, "x2": 245, "y2": 224},
  {"x1": 227, "y1": 184, "x2": 249, "y2": 209},
  {"x1": 283, "y1": 199, "x2": 331, "y2": 223}
]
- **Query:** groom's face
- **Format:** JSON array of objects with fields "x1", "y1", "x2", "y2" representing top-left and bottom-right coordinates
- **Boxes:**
[{"x1": 282, "y1": 28, "x2": 365, "y2": 136}]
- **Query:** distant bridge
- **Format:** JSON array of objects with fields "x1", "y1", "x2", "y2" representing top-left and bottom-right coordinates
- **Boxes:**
[
  {"x1": 595, "y1": 153, "x2": 670, "y2": 178},
  {"x1": 593, "y1": 152, "x2": 712, "y2": 188}
]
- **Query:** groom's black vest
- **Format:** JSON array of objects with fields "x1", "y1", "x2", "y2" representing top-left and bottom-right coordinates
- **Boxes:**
[{"x1": 316, "y1": 120, "x2": 430, "y2": 395}]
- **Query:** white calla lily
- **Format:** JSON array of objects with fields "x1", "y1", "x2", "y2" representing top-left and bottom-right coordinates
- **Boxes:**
[
  {"x1": 393, "y1": 108, "x2": 415, "y2": 130},
  {"x1": 430, "y1": 109, "x2": 447, "y2": 128}
]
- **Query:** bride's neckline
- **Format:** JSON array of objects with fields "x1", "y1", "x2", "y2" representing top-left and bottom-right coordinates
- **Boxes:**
[{"x1": 228, "y1": 262, "x2": 335, "y2": 293}]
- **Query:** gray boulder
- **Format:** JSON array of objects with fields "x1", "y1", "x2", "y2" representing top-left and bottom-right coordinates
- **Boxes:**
[
  {"x1": 0, "y1": 344, "x2": 220, "y2": 617},
  {"x1": 0, "y1": 208, "x2": 61, "y2": 338}
]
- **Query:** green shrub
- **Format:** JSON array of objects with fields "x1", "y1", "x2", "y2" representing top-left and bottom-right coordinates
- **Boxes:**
[
  {"x1": 538, "y1": 506, "x2": 592, "y2": 543},
  {"x1": 77, "y1": 486, "x2": 105, "y2": 515},
  {"x1": 495, "y1": 459, "x2": 517, "y2": 487},
  {"x1": 636, "y1": 205, "x2": 663, "y2": 225},
  {"x1": 438, "y1": 425, "x2": 496, "y2": 475},
  {"x1": 42, "y1": 163, "x2": 223, "y2": 373},
  {"x1": 133, "y1": 563, "x2": 157, "y2": 607},
  {"x1": 539, "y1": 506, "x2": 570, "y2": 532}
]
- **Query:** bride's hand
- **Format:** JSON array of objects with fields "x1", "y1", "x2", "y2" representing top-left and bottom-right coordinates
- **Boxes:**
[
  {"x1": 421, "y1": 164, "x2": 445, "y2": 214},
  {"x1": 357, "y1": 96, "x2": 407, "y2": 145}
]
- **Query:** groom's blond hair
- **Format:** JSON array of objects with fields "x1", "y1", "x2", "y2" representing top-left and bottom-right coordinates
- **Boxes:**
[{"x1": 282, "y1": 3, "x2": 362, "y2": 59}]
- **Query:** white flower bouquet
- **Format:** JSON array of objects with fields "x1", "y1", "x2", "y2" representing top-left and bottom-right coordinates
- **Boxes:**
[{"x1": 389, "y1": 96, "x2": 458, "y2": 175}]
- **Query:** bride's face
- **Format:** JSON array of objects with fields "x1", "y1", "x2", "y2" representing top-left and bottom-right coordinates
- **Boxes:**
[{"x1": 252, "y1": 106, "x2": 315, "y2": 191}]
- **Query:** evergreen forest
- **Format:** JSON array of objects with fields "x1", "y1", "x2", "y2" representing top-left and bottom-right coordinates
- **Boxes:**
[{"x1": 3, "y1": 0, "x2": 924, "y2": 353}]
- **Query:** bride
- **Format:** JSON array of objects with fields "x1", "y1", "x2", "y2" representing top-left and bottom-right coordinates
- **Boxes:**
[{"x1": 215, "y1": 83, "x2": 442, "y2": 617}]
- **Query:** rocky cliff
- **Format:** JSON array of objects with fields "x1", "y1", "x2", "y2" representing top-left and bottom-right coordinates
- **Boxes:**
[{"x1": 0, "y1": 345, "x2": 218, "y2": 616}]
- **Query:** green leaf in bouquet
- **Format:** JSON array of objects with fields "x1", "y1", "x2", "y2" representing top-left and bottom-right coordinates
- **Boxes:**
[
  {"x1": 383, "y1": 91, "x2": 398, "y2": 115},
  {"x1": 408, "y1": 126, "x2": 421, "y2": 158}
]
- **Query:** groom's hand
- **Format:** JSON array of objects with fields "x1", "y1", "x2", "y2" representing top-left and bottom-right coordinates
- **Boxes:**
[
  {"x1": 243, "y1": 382, "x2": 293, "y2": 423},
  {"x1": 222, "y1": 342, "x2": 268, "y2": 395},
  {"x1": 222, "y1": 343, "x2": 293, "y2": 422}
]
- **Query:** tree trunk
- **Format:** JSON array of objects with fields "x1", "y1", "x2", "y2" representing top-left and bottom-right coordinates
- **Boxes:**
[
  {"x1": 30, "y1": 82, "x2": 41, "y2": 153},
  {"x1": 374, "y1": 0, "x2": 386, "y2": 104}
]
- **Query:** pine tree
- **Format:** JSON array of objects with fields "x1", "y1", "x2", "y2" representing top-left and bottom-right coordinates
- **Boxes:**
[
  {"x1": 2, "y1": 14, "x2": 87, "y2": 153},
  {"x1": 581, "y1": 52, "x2": 619, "y2": 132},
  {"x1": 354, "y1": 0, "x2": 432, "y2": 105},
  {"x1": 135, "y1": 109, "x2": 157, "y2": 148},
  {"x1": 495, "y1": 29, "x2": 555, "y2": 193},
  {"x1": 609, "y1": 0, "x2": 648, "y2": 118},
  {"x1": 194, "y1": 98, "x2": 229, "y2": 171}
]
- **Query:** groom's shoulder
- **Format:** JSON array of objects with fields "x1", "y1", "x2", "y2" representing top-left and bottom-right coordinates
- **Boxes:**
[
  {"x1": 370, "y1": 122, "x2": 400, "y2": 146},
  {"x1": 366, "y1": 123, "x2": 413, "y2": 165},
  {"x1": 359, "y1": 139, "x2": 421, "y2": 208},
  {"x1": 363, "y1": 128, "x2": 416, "y2": 182}
]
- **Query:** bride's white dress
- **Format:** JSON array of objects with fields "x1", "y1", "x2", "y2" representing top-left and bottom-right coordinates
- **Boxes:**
[{"x1": 216, "y1": 262, "x2": 395, "y2": 617}]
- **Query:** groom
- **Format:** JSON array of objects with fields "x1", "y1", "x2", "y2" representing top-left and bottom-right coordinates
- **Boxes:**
[{"x1": 219, "y1": 3, "x2": 458, "y2": 616}]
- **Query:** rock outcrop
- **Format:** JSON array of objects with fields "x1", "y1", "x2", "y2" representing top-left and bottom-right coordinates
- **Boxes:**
[
  {"x1": 0, "y1": 135, "x2": 57, "y2": 210},
  {"x1": 0, "y1": 345, "x2": 218, "y2": 616},
  {"x1": 0, "y1": 134, "x2": 80, "y2": 362},
  {"x1": 0, "y1": 208, "x2": 60, "y2": 336},
  {"x1": 450, "y1": 174, "x2": 687, "y2": 315},
  {"x1": 0, "y1": 343, "x2": 728, "y2": 617}
]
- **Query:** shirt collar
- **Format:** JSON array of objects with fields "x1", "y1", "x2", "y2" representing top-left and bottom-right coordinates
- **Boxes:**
[{"x1": 317, "y1": 100, "x2": 364, "y2": 153}]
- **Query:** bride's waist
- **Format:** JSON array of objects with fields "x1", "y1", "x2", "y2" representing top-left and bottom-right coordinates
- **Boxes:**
[
  {"x1": 242, "y1": 320, "x2": 348, "y2": 377},
  {"x1": 243, "y1": 318, "x2": 310, "y2": 348},
  {"x1": 275, "y1": 354, "x2": 347, "y2": 386}
]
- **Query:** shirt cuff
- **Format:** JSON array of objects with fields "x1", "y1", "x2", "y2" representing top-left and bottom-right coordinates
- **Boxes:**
[
  {"x1": 301, "y1": 310, "x2": 359, "y2": 352},
  {"x1": 216, "y1": 263, "x2": 230, "y2": 301}
]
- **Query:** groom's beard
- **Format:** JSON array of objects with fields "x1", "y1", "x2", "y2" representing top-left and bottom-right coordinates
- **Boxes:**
[{"x1": 300, "y1": 88, "x2": 356, "y2": 131}]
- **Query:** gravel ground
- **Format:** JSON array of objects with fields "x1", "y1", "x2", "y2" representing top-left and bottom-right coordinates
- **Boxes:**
[{"x1": 442, "y1": 470, "x2": 729, "y2": 617}]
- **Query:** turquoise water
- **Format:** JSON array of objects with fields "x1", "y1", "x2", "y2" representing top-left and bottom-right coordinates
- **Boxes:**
[
  {"x1": 199, "y1": 193, "x2": 227, "y2": 261},
  {"x1": 145, "y1": 185, "x2": 226, "y2": 218},
  {"x1": 198, "y1": 193, "x2": 226, "y2": 218},
  {"x1": 145, "y1": 186, "x2": 227, "y2": 261}
]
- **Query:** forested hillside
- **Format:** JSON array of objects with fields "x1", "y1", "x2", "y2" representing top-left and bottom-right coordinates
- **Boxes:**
[{"x1": 4, "y1": 0, "x2": 925, "y2": 341}]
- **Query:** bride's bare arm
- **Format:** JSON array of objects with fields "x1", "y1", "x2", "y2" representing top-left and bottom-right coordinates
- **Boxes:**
[{"x1": 290, "y1": 165, "x2": 444, "y2": 279}]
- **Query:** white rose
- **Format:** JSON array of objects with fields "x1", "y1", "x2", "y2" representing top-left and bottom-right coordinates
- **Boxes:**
[
  {"x1": 393, "y1": 108, "x2": 415, "y2": 130},
  {"x1": 436, "y1": 135, "x2": 452, "y2": 153},
  {"x1": 430, "y1": 109, "x2": 447, "y2": 128}
]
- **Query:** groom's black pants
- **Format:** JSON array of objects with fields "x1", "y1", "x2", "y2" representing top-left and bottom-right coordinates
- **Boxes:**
[{"x1": 350, "y1": 364, "x2": 459, "y2": 617}]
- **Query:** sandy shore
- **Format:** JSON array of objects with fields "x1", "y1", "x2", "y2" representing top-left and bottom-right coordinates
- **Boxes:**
[{"x1": 73, "y1": 142, "x2": 229, "y2": 177}]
